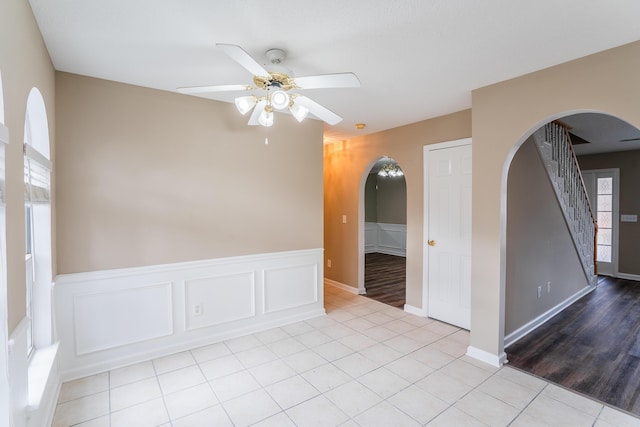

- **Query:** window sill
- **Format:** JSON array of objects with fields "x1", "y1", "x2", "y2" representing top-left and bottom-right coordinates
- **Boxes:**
[{"x1": 27, "y1": 343, "x2": 59, "y2": 410}]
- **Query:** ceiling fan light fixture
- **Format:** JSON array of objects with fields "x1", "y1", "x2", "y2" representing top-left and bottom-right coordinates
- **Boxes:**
[
  {"x1": 235, "y1": 95, "x2": 257, "y2": 115},
  {"x1": 258, "y1": 106, "x2": 274, "y2": 127},
  {"x1": 378, "y1": 163, "x2": 404, "y2": 178},
  {"x1": 271, "y1": 90, "x2": 290, "y2": 110},
  {"x1": 289, "y1": 101, "x2": 309, "y2": 123},
  {"x1": 181, "y1": 44, "x2": 360, "y2": 128}
]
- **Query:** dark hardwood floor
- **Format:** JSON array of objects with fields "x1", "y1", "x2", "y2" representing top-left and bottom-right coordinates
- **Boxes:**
[
  {"x1": 507, "y1": 276, "x2": 640, "y2": 416},
  {"x1": 364, "y1": 252, "x2": 406, "y2": 309}
]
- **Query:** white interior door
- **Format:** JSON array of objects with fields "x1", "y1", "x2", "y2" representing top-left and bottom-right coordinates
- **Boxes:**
[
  {"x1": 581, "y1": 169, "x2": 619, "y2": 277},
  {"x1": 424, "y1": 140, "x2": 472, "y2": 329}
]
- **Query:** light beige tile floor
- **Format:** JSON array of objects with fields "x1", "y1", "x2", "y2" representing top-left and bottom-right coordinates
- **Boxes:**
[{"x1": 52, "y1": 286, "x2": 640, "y2": 427}]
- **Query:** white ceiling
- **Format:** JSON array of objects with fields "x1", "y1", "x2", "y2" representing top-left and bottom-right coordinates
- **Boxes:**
[{"x1": 28, "y1": 0, "x2": 640, "y2": 143}]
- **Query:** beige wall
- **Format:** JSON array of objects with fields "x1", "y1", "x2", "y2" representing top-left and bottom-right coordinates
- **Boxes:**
[
  {"x1": 578, "y1": 149, "x2": 640, "y2": 275},
  {"x1": 505, "y1": 137, "x2": 587, "y2": 336},
  {"x1": 471, "y1": 41, "x2": 640, "y2": 359},
  {"x1": 0, "y1": 0, "x2": 55, "y2": 332},
  {"x1": 324, "y1": 110, "x2": 471, "y2": 306},
  {"x1": 55, "y1": 72, "x2": 324, "y2": 274}
]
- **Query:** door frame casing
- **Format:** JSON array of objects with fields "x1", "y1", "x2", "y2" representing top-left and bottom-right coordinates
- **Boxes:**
[{"x1": 422, "y1": 137, "x2": 472, "y2": 319}]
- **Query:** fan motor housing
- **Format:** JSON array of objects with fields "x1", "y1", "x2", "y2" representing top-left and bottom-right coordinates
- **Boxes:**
[{"x1": 254, "y1": 72, "x2": 295, "y2": 91}]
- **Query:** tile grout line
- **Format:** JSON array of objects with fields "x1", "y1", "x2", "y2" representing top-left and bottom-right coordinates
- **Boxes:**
[{"x1": 54, "y1": 288, "x2": 638, "y2": 426}]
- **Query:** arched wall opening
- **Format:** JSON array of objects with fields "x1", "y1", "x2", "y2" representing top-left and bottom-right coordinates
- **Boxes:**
[
  {"x1": 361, "y1": 157, "x2": 407, "y2": 308},
  {"x1": 501, "y1": 111, "x2": 640, "y2": 412},
  {"x1": 468, "y1": 42, "x2": 640, "y2": 370},
  {"x1": 500, "y1": 110, "x2": 640, "y2": 351}
]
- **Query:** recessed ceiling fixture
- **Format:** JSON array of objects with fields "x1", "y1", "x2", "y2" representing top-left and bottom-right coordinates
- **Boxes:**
[
  {"x1": 178, "y1": 44, "x2": 360, "y2": 127},
  {"x1": 378, "y1": 163, "x2": 404, "y2": 178},
  {"x1": 355, "y1": 123, "x2": 366, "y2": 129}
]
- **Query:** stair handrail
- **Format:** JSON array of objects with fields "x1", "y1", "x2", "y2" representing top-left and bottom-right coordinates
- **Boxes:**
[
  {"x1": 553, "y1": 121, "x2": 597, "y2": 225},
  {"x1": 533, "y1": 121, "x2": 598, "y2": 284},
  {"x1": 552, "y1": 121, "x2": 598, "y2": 274}
]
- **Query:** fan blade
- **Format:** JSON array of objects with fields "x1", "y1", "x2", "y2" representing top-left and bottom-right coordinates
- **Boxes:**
[
  {"x1": 295, "y1": 96, "x2": 342, "y2": 125},
  {"x1": 177, "y1": 84, "x2": 249, "y2": 94},
  {"x1": 294, "y1": 73, "x2": 360, "y2": 89},
  {"x1": 217, "y1": 43, "x2": 269, "y2": 77},
  {"x1": 248, "y1": 100, "x2": 267, "y2": 126}
]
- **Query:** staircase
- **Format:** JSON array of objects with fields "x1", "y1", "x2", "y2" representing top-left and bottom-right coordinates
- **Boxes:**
[{"x1": 532, "y1": 121, "x2": 598, "y2": 286}]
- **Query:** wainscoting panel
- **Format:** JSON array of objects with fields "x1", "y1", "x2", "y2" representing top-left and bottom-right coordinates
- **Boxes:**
[
  {"x1": 365, "y1": 223, "x2": 378, "y2": 253},
  {"x1": 264, "y1": 264, "x2": 318, "y2": 314},
  {"x1": 54, "y1": 249, "x2": 324, "y2": 380},
  {"x1": 184, "y1": 273, "x2": 255, "y2": 331},
  {"x1": 364, "y1": 222, "x2": 407, "y2": 257},
  {"x1": 74, "y1": 283, "x2": 173, "y2": 355}
]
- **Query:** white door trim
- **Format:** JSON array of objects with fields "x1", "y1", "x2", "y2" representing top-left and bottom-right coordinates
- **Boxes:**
[{"x1": 422, "y1": 138, "x2": 472, "y2": 318}]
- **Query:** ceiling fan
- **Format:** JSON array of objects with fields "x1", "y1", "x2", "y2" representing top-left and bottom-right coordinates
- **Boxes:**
[{"x1": 177, "y1": 44, "x2": 360, "y2": 127}]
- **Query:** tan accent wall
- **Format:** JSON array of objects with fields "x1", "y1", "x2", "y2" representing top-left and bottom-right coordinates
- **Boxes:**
[
  {"x1": 324, "y1": 110, "x2": 471, "y2": 306},
  {"x1": 471, "y1": 41, "x2": 640, "y2": 358},
  {"x1": 55, "y1": 72, "x2": 323, "y2": 274},
  {"x1": 0, "y1": 0, "x2": 56, "y2": 332},
  {"x1": 505, "y1": 138, "x2": 587, "y2": 336},
  {"x1": 578, "y1": 149, "x2": 640, "y2": 275}
]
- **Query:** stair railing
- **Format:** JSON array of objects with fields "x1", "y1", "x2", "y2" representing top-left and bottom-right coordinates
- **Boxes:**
[{"x1": 532, "y1": 121, "x2": 598, "y2": 286}]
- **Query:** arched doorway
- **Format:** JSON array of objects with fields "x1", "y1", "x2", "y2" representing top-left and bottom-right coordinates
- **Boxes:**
[
  {"x1": 502, "y1": 111, "x2": 640, "y2": 415},
  {"x1": 361, "y1": 156, "x2": 407, "y2": 308}
]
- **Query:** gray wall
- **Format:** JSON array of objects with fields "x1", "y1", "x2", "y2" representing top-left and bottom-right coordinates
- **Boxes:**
[
  {"x1": 578, "y1": 149, "x2": 640, "y2": 275},
  {"x1": 505, "y1": 137, "x2": 589, "y2": 336},
  {"x1": 364, "y1": 173, "x2": 407, "y2": 224},
  {"x1": 365, "y1": 175, "x2": 378, "y2": 222}
]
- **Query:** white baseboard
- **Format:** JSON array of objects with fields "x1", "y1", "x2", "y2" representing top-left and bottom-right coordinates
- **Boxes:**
[
  {"x1": 370, "y1": 248, "x2": 407, "y2": 257},
  {"x1": 404, "y1": 304, "x2": 427, "y2": 317},
  {"x1": 616, "y1": 272, "x2": 640, "y2": 281},
  {"x1": 55, "y1": 249, "x2": 325, "y2": 381},
  {"x1": 504, "y1": 285, "x2": 594, "y2": 348},
  {"x1": 324, "y1": 278, "x2": 363, "y2": 295},
  {"x1": 466, "y1": 346, "x2": 508, "y2": 368}
]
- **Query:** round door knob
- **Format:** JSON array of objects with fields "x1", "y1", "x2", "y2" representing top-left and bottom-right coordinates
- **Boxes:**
[{"x1": 428, "y1": 240, "x2": 436, "y2": 246}]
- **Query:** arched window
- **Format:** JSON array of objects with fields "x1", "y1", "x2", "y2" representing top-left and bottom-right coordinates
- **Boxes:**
[{"x1": 23, "y1": 88, "x2": 52, "y2": 356}]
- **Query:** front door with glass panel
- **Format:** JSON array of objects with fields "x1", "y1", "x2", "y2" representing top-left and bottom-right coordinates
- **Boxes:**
[{"x1": 582, "y1": 169, "x2": 619, "y2": 277}]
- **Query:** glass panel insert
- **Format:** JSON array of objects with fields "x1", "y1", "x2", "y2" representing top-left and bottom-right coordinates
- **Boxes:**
[
  {"x1": 597, "y1": 245, "x2": 612, "y2": 262},
  {"x1": 597, "y1": 194, "x2": 612, "y2": 212},
  {"x1": 597, "y1": 177, "x2": 612, "y2": 195},
  {"x1": 597, "y1": 228, "x2": 612, "y2": 245},
  {"x1": 598, "y1": 212, "x2": 612, "y2": 229}
]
